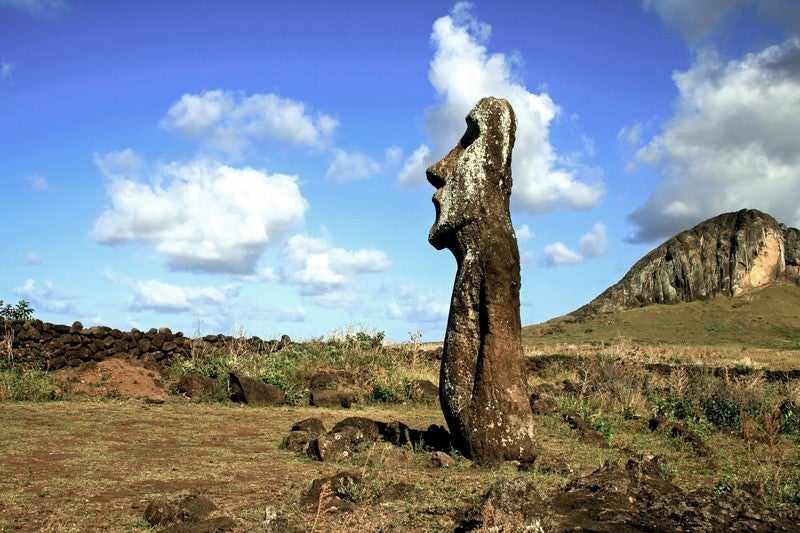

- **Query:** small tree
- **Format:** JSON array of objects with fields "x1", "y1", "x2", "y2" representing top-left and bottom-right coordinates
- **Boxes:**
[{"x1": 0, "y1": 300, "x2": 35, "y2": 321}]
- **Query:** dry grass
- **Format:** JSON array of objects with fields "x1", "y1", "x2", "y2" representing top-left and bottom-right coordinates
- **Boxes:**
[{"x1": 1, "y1": 383, "x2": 798, "y2": 532}]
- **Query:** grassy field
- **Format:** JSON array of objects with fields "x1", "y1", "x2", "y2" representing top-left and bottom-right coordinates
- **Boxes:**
[
  {"x1": 523, "y1": 282, "x2": 800, "y2": 358},
  {"x1": 1, "y1": 290, "x2": 800, "y2": 531},
  {"x1": 1, "y1": 394, "x2": 796, "y2": 532},
  {"x1": 1, "y1": 345, "x2": 799, "y2": 531}
]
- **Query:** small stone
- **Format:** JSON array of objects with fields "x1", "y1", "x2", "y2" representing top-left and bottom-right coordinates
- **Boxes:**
[{"x1": 428, "y1": 451, "x2": 455, "y2": 468}]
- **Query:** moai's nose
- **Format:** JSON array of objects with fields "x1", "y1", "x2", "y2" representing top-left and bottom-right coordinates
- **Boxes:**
[{"x1": 426, "y1": 165, "x2": 446, "y2": 190}]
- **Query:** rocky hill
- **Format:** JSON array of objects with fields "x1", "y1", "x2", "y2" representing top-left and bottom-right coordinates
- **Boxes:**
[{"x1": 573, "y1": 209, "x2": 800, "y2": 318}]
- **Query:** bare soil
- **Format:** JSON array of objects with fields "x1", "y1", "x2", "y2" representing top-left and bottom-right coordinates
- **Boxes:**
[
  {"x1": 53, "y1": 358, "x2": 167, "y2": 400},
  {"x1": 1, "y1": 357, "x2": 799, "y2": 531}
]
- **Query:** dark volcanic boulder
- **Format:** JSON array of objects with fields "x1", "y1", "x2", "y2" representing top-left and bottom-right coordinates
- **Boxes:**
[
  {"x1": 229, "y1": 372, "x2": 284, "y2": 406},
  {"x1": 310, "y1": 389, "x2": 356, "y2": 408},
  {"x1": 176, "y1": 373, "x2": 217, "y2": 400},
  {"x1": 576, "y1": 209, "x2": 800, "y2": 317}
]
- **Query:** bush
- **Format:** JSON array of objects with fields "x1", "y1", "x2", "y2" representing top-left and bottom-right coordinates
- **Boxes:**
[
  {"x1": 166, "y1": 327, "x2": 436, "y2": 405},
  {"x1": 0, "y1": 367, "x2": 53, "y2": 401},
  {"x1": 702, "y1": 395, "x2": 742, "y2": 430}
]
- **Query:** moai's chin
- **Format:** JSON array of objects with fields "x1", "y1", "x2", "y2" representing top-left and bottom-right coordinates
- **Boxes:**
[{"x1": 428, "y1": 226, "x2": 448, "y2": 250}]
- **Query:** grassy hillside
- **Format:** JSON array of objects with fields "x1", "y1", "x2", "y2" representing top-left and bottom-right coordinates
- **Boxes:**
[{"x1": 523, "y1": 281, "x2": 800, "y2": 351}]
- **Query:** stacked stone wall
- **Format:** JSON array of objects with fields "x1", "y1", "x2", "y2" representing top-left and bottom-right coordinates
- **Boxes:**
[{"x1": 1, "y1": 319, "x2": 290, "y2": 370}]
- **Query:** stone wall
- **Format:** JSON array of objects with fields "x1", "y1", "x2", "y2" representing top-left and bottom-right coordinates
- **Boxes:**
[{"x1": 1, "y1": 319, "x2": 290, "y2": 370}]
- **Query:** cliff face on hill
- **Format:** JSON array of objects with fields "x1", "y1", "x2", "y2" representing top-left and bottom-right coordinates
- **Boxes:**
[{"x1": 574, "y1": 209, "x2": 800, "y2": 317}]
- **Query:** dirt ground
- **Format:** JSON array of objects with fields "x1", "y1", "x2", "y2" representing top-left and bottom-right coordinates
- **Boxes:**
[
  {"x1": 52, "y1": 358, "x2": 168, "y2": 400},
  {"x1": 1, "y1": 400, "x2": 463, "y2": 532},
  {"x1": 2, "y1": 358, "x2": 799, "y2": 531}
]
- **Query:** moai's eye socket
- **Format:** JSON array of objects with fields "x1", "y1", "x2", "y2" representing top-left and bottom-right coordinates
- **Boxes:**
[{"x1": 459, "y1": 118, "x2": 480, "y2": 149}]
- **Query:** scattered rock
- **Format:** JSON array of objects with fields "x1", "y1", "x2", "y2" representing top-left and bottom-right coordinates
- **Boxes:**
[
  {"x1": 456, "y1": 477, "x2": 549, "y2": 532},
  {"x1": 382, "y1": 420, "x2": 413, "y2": 446},
  {"x1": 302, "y1": 472, "x2": 364, "y2": 512},
  {"x1": 428, "y1": 451, "x2": 455, "y2": 468},
  {"x1": 229, "y1": 372, "x2": 284, "y2": 406},
  {"x1": 290, "y1": 417, "x2": 326, "y2": 436},
  {"x1": 310, "y1": 389, "x2": 356, "y2": 408},
  {"x1": 283, "y1": 431, "x2": 315, "y2": 454},
  {"x1": 649, "y1": 416, "x2": 711, "y2": 457},
  {"x1": 176, "y1": 373, "x2": 217, "y2": 400},
  {"x1": 407, "y1": 379, "x2": 439, "y2": 402},
  {"x1": 308, "y1": 369, "x2": 354, "y2": 390},
  {"x1": 308, "y1": 426, "x2": 367, "y2": 462},
  {"x1": 144, "y1": 492, "x2": 236, "y2": 532},
  {"x1": 457, "y1": 458, "x2": 800, "y2": 531},
  {"x1": 564, "y1": 411, "x2": 609, "y2": 448},
  {"x1": 331, "y1": 417, "x2": 384, "y2": 441},
  {"x1": 419, "y1": 424, "x2": 452, "y2": 453},
  {"x1": 530, "y1": 393, "x2": 560, "y2": 415},
  {"x1": 561, "y1": 379, "x2": 580, "y2": 396}
]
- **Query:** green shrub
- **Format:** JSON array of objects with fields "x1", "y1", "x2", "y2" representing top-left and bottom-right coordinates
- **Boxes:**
[
  {"x1": 781, "y1": 408, "x2": 800, "y2": 437},
  {"x1": 713, "y1": 473, "x2": 737, "y2": 495},
  {"x1": 165, "y1": 327, "x2": 434, "y2": 406},
  {"x1": 0, "y1": 367, "x2": 53, "y2": 401},
  {"x1": 372, "y1": 382, "x2": 403, "y2": 403},
  {"x1": 702, "y1": 395, "x2": 741, "y2": 430}
]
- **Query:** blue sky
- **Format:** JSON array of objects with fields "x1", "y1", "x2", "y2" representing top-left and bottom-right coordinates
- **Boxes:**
[{"x1": 2, "y1": 0, "x2": 799, "y2": 341}]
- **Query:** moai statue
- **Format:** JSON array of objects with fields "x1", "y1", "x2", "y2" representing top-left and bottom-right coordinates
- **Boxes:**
[{"x1": 427, "y1": 97, "x2": 536, "y2": 465}]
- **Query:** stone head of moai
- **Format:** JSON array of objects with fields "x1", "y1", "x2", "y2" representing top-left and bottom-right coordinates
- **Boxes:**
[
  {"x1": 427, "y1": 96, "x2": 515, "y2": 254},
  {"x1": 426, "y1": 97, "x2": 536, "y2": 466}
]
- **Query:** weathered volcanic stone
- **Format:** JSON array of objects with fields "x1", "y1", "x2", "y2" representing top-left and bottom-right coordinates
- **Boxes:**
[
  {"x1": 427, "y1": 97, "x2": 536, "y2": 465},
  {"x1": 575, "y1": 209, "x2": 800, "y2": 317},
  {"x1": 229, "y1": 372, "x2": 284, "y2": 406}
]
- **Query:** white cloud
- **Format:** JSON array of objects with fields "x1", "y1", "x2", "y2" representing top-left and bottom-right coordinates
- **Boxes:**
[
  {"x1": 13, "y1": 278, "x2": 75, "y2": 314},
  {"x1": 1, "y1": 61, "x2": 13, "y2": 79},
  {"x1": 94, "y1": 148, "x2": 142, "y2": 178},
  {"x1": 396, "y1": 145, "x2": 431, "y2": 187},
  {"x1": 398, "y1": 2, "x2": 604, "y2": 213},
  {"x1": 541, "y1": 222, "x2": 608, "y2": 267},
  {"x1": 386, "y1": 285, "x2": 449, "y2": 324},
  {"x1": 0, "y1": 0, "x2": 65, "y2": 17},
  {"x1": 516, "y1": 223, "x2": 534, "y2": 242},
  {"x1": 25, "y1": 173, "x2": 49, "y2": 192},
  {"x1": 643, "y1": 0, "x2": 800, "y2": 45},
  {"x1": 579, "y1": 222, "x2": 608, "y2": 258},
  {"x1": 280, "y1": 233, "x2": 390, "y2": 305},
  {"x1": 271, "y1": 306, "x2": 307, "y2": 323},
  {"x1": 541, "y1": 242, "x2": 583, "y2": 267},
  {"x1": 326, "y1": 146, "x2": 406, "y2": 183},
  {"x1": 24, "y1": 252, "x2": 42, "y2": 265},
  {"x1": 643, "y1": 0, "x2": 749, "y2": 44},
  {"x1": 101, "y1": 268, "x2": 237, "y2": 315},
  {"x1": 90, "y1": 156, "x2": 308, "y2": 274},
  {"x1": 326, "y1": 149, "x2": 382, "y2": 182},
  {"x1": 618, "y1": 122, "x2": 643, "y2": 147},
  {"x1": 161, "y1": 90, "x2": 338, "y2": 155},
  {"x1": 628, "y1": 38, "x2": 800, "y2": 242},
  {"x1": 131, "y1": 279, "x2": 230, "y2": 312}
]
